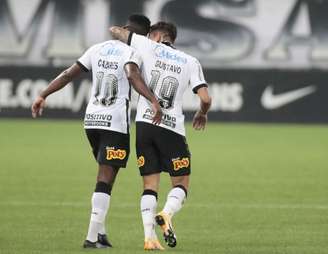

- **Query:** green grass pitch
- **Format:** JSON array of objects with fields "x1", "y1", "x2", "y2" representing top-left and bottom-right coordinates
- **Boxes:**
[{"x1": 0, "y1": 119, "x2": 327, "y2": 254}]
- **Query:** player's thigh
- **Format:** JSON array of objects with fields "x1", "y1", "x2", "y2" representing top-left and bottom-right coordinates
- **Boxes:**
[
  {"x1": 136, "y1": 122, "x2": 161, "y2": 176},
  {"x1": 95, "y1": 129, "x2": 130, "y2": 168},
  {"x1": 85, "y1": 129, "x2": 101, "y2": 160},
  {"x1": 156, "y1": 129, "x2": 191, "y2": 177}
]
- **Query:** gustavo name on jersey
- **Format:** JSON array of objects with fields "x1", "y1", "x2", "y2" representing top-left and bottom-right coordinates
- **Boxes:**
[{"x1": 155, "y1": 60, "x2": 181, "y2": 74}]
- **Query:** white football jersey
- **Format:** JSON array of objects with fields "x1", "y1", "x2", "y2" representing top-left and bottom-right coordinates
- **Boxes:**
[
  {"x1": 78, "y1": 40, "x2": 141, "y2": 134},
  {"x1": 129, "y1": 34, "x2": 207, "y2": 136}
]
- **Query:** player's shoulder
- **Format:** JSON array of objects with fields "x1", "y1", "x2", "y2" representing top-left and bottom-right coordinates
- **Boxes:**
[
  {"x1": 85, "y1": 39, "x2": 133, "y2": 50},
  {"x1": 181, "y1": 50, "x2": 203, "y2": 70},
  {"x1": 84, "y1": 41, "x2": 107, "y2": 52},
  {"x1": 175, "y1": 47, "x2": 201, "y2": 68},
  {"x1": 177, "y1": 49, "x2": 200, "y2": 66},
  {"x1": 98, "y1": 40, "x2": 130, "y2": 50},
  {"x1": 89, "y1": 40, "x2": 137, "y2": 58}
]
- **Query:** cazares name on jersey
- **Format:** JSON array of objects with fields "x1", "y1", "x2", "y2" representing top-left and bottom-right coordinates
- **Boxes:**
[{"x1": 98, "y1": 59, "x2": 118, "y2": 70}]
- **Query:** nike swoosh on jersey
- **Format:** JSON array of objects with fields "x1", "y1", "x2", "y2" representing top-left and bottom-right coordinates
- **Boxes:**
[{"x1": 261, "y1": 85, "x2": 317, "y2": 110}]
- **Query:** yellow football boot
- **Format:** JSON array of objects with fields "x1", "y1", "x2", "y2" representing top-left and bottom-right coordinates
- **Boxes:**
[
  {"x1": 155, "y1": 212, "x2": 177, "y2": 248},
  {"x1": 144, "y1": 238, "x2": 165, "y2": 250}
]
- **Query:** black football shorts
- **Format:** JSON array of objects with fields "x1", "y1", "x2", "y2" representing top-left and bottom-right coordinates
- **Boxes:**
[
  {"x1": 85, "y1": 129, "x2": 130, "y2": 168},
  {"x1": 136, "y1": 122, "x2": 191, "y2": 176}
]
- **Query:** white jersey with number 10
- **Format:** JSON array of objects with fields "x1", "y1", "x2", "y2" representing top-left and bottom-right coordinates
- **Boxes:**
[
  {"x1": 78, "y1": 40, "x2": 141, "y2": 134},
  {"x1": 129, "y1": 34, "x2": 207, "y2": 136}
]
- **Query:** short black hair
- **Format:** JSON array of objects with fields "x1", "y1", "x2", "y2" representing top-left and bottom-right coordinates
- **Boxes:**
[
  {"x1": 149, "y1": 22, "x2": 177, "y2": 42},
  {"x1": 127, "y1": 14, "x2": 151, "y2": 36}
]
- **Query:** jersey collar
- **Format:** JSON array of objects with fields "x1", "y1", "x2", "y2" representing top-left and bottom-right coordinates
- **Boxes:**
[{"x1": 161, "y1": 41, "x2": 175, "y2": 49}]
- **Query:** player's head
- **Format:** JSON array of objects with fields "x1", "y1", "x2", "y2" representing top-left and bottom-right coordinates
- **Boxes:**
[
  {"x1": 149, "y1": 21, "x2": 177, "y2": 44},
  {"x1": 124, "y1": 14, "x2": 151, "y2": 36}
]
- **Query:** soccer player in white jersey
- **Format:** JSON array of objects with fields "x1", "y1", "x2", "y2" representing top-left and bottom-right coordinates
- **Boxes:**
[
  {"x1": 31, "y1": 15, "x2": 162, "y2": 249},
  {"x1": 110, "y1": 21, "x2": 212, "y2": 249}
]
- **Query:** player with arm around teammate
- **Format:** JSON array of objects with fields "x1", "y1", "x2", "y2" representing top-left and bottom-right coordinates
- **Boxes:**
[
  {"x1": 31, "y1": 15, "x2": 162, "y2": 249},
  {"x1": 110, "y1": 21, "x2": 211, "y2": 250}
]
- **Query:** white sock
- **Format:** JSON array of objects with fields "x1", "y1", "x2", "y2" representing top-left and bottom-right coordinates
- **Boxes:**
[
  {"x1": 140, "y1": 193, "x2": 157, "y2": 240},
  {"x1": 162, "y1": 187, "x2": 186, "y2": 217},
  {"x1": 86, "y1": 192, "x2": 110, "y2": 242},
  {"x1": 99, "y1": 224, "x2": 106, "y2": 235}
]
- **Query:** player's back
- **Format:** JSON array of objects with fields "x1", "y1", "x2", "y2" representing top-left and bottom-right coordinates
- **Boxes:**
[
  {"x1": 78, "y1": 40, "x2": 141, "y2": 134},
  {"x1": 130, "y1": 34, "x2": 206, "y2": 136}
]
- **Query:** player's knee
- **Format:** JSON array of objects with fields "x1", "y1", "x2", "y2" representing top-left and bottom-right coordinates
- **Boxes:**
[
  {"x1": 97, "y1": 164, "x2": 119, "y2": 185},
  {"x1": 171, "y1": 175, "x2": 189, "y2": 190},
  {"x1": 95, "y1": 181, "x2": 112, "y2": 195}
]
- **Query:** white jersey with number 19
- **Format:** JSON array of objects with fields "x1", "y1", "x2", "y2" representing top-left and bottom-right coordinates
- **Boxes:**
[
  {"x1": 78, "y1": 40, "x2": 141, "y2": 134},
  {"x1": 129, "y1": 34, "x2": 207, "y2": 136}
]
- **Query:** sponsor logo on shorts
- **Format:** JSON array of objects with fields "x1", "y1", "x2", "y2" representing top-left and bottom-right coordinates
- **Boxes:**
[
  {"x1": 137, "y1": 156, "x2": 145, "y2": 167},
  {"x1": 172, "y1": 157, "x2": 189, "y2": 171},
  {"x1": 106, "y1": 148, "x2": 126, "y2": 160}
]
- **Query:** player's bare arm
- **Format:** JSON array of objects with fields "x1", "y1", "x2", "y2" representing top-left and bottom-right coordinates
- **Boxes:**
[
  {"x1": 110, "y1": 26, "x2": 130, "y2": 44},
  {"x1": 31, "y1": 63, "x2": 83, "y2": 118},
  {"x1": 193, "y1": 87, "x2": 212, "y2": 130},
  {"x1": 124, "y1": 63, "x2": 162, "y2": 125}
]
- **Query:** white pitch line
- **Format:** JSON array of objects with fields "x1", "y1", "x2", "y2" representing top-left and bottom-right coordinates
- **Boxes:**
[{"x1": 0, "y1": 201, "x2": 328, "y2": 210}]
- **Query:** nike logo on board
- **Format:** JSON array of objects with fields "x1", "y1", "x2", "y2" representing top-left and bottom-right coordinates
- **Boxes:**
[{"x1": 261, "y1": 85, "x2": 317, "y2": 110}]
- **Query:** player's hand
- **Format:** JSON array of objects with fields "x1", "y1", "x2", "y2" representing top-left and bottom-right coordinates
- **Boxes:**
[
  {"x1": 151, "y1": 101, "x2": 162, "y2": 125},
  {"x1": 31, "y1": 96, "x2": 46, "y2": 118},
  {"x1": 192, "y1": 110, "x2": 207, "y2": 130}
]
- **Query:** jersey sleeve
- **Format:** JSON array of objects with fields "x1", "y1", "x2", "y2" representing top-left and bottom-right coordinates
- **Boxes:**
[
  {"x1": 189, "y1": 58, "x2": 208, "y2": 94},
  {"x1": 128, "y1": 33, "x2": 152, "y2": 52},
  {"x1": 77, "y1": 45, "x2": 96, "y2": 72},
  {"x1": 124, "y1": 49, "x2": 142, "y2": 68}
]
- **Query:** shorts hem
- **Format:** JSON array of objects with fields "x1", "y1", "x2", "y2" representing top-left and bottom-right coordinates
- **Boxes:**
[
  {"x1": 97, "y1": 161, "x2": 128, "y2": 168},
  {"x1": 139, "y1": 170, "x2": 162, "y2": 176},
  {"x1": 169, "y1": 171, "x2": 191, "y2": 177}
]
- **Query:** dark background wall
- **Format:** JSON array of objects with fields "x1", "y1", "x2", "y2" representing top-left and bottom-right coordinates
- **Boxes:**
[{"x1": 0, "y1": 0, "x2": 327, "y2": 122}]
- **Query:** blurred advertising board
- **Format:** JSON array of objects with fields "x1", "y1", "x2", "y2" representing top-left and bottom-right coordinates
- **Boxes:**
[{"x1": 0, "y1": 67, "x2": 327, "y2": 123}]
